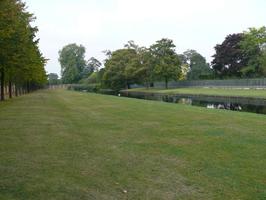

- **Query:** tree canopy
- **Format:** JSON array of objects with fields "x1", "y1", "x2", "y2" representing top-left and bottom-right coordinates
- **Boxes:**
[
  {"x1": 240, "y1": 27, "x2": 266, "y2": 77},
  {"x1": 182, "y1": 50, "x2": 212, "y2": 80},
  {"x1": 57, "y1": 27, "x2": 266, "y2": 91},
  {"x1": 103, "y1": 48, "x2": 139, "y2": 90},
  {"x1": 59, "y1": 44, "x2": 87, "y2": 84},
  {"x1": 212, "y1": 33, "x2": 247, "y2": 78},
  {"x1": 212, "y1": 27, "x2": 266, "y2": 78},
  {"x1": 0, "y1": 0, "x2": 47, "y2": 100},
  {"x1": 48, "y1": 73, "x2": 60, "y2": 85},
  {"x1": 150, "y1": 39, "x2": 181, "y2": 88}
]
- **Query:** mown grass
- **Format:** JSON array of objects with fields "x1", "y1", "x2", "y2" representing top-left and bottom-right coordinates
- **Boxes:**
[
  {"x1": 0, "y1": 89, "x2": 265, "y2": 199},
  {"x1": 127, "y1": 87, "x2": 266, "y2": 99}
]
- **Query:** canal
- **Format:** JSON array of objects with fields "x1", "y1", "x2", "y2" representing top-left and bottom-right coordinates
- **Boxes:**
[{"x1": 119, "y1": 91, "x2": 266, "y2": 115}]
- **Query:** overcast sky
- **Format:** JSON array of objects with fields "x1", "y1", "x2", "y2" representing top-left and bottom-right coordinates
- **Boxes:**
[{"x1": 24, "y1": 0, "x2": 266, "y2": 76}]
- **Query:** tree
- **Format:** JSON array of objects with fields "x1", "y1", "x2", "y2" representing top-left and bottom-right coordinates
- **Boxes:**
[
  {"x1": 81, "y1": 57, "x2": 102, "y2": 79},
  {"x1": 59, "y1": 44, "x2": 86, "y2": 83},
  {"x1": 86, "y1": 72, "x2": 98, "y2": 84},
  {"x1": 182, "y1": 50, "x2": 212, "y2": 80},
  {"x1": 136, "y1": 47, "x2": 155, "y2": 87},
  {"x1": 48, "y1": 73, "x2": 59, "y2": 85},
  {"x1": 103, "y1": 48, "x2": 140, "y2": 90},
  {"x1": 240, "y1": 27, "x2": 266, "y2": 77},
  {"x1": 211, "y1": 33, "x2": 248, "y2": 78},
  {"x1": 0, "y1": 0, "x2": 46, "y2": 100},
  {"x1": 150, "y1": 38, "x2": 181, "y2": 88},
  {"x1": 124, "y1": 41, "x2": 155, "y2": 88}
]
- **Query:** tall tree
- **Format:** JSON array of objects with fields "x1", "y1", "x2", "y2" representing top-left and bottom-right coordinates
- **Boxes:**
[
  {"x1": 86, "y1": 57, "x2": 101, "y2": 73},
  {"x1": 150, "y1": 38, "x2": 181, "y2": 88},
  {"x1": 48, "y1": 73, "x2": 59, "y2": 85},
  {"x1": 0, "y1": 0, "x2": 46, "y2": 100},
  {"x1": 211, "y1": 33, "x2": 248, "y2": 78},
  {"x1": 124, "y1": 41, "x2": 155, "y2": 87},
  {"x1": 103, "y1": 48, "x2": 139, "y2": 90},
  {"x1": 240, "y1": 27, "x2": 266, "y2": 77},
  {"x1": 59, "y1": 44, "x2": 86, "y2": 83},
  {"x1": 182, "y1": 50, "x2": 212, "y2": 80},
  {"x1": 136, "y1": 47, "x2": 155, "y2": 88}
]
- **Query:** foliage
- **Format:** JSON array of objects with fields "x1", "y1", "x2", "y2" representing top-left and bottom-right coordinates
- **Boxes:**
[
  {"x1": 0, "y1": 0, "x2": 47, "y2": 100},
  {"x1": 103, "y1": 47, "x2": 140, "y2": 90},
  {"x1": 212, "y1": 33, "x2": 248, "y2": 78},
  {"x1": 150, "y1": 38, "x2": 181, "y2": 88},
  {"x1": 240, "y1": 27, "x2": 266, "y2": 77},
  {"x1": 135, "y1": 47, "x2": 155, "y2": 87},
  {"x1": 212, "y1": 27, "x2": 266, "y2": 78},
  {"x1": 57, "y1": 27, "x2": 266, "y2": 91},
  {"x1": 48, "y1": 73, "x2": 60, "y2": 85},
  {"x1": 80, "y1": 57, "x2": 102, "y2": 79},
  {"x1": 59, "y1": 44, "x2": 86, "y2": 83},
  {"x1": 69, "y1": 84, "x2": 100, "y2": 93},
  {"x1": 182, "y1": 50, "x2": 213, "y2": 80},
  {"x1": 87, "y1": 57, "x2": 102, "y2": 72}
]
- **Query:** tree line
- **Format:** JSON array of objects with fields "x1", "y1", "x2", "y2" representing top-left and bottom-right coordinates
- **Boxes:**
[
  {"x1": 57, "y1": 27, "x2": 266, "y2": 90},
  {"x1": 0, "y1": 0, "x2": 47, "y2": 101}
]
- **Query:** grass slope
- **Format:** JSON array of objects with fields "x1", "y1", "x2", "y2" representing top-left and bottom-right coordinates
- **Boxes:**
[
  {"x1": 0, "y1": 89, "x2": 265, "y2": 200},
  {"x1": 127, "y1": 87, "x2": 266, "y2": 99}
]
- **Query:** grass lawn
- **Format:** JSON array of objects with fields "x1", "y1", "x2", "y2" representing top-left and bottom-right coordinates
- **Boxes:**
[
  {"x1": 0, "y1": 89, "x2": 266, "y2": 199},
  {"x1": 127, "y1": 87, "x2": 266, "y2": 99}
]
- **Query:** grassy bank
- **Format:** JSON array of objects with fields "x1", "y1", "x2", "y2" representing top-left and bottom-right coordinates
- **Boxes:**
[
  {"x1": 127, "y1": 87, "x2": 266, "y2": 99},
  {"x1": 0, "y1": 89, "x2": 265, "y2": 199}
]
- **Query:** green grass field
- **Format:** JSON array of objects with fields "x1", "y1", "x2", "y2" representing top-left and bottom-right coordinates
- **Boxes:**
[
  {"x1": 127, "y1": 87, "x2": 266, "y2": 99},
  {"x1": 0, "y1": 89, "x2": 266, "y2": 199}
]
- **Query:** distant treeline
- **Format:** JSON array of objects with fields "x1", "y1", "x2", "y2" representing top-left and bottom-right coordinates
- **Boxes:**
[
  {"x1": 0, "y1": 0, "x2": 47, "y2": 101},
  {"x1": 52, "y1": 27, "x2": 266, "y2": 90}
]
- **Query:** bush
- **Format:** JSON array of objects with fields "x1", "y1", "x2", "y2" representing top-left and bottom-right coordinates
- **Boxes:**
[{"x1": 68, "y1": 84, "x2": 100, "y2": 93}]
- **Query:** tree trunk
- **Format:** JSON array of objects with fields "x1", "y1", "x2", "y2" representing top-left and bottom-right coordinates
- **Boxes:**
[
  {"x1": 15, "y1": 84, "x2": 18, "y2": 97},
  {"x1": 19, "y1": 86, "x2": 22, "y2": 96},
  {"x1": 145, "y1": 81, "x2": 149, "y2": 89},
  {"x1": 0, "y1": 69, "x2": 5, "y2": 101},
  {"x1": 8, "y1": 80, "x2": 12, "y2": 99},
  {"x1": 125, "y1": 79, "x2": 128, "y2": 90},
  {"x1": 27, "y1": 81, "x2": 30, "y2": 93},
  {"x1": 165, "y1": 77, "x2": 168, "y2": 89}
]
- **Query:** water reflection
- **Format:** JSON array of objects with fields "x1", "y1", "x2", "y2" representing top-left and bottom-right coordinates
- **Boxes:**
[
  {"x1": 119, "y1": 91, "x2": 266, "y2": 115},
  {"x1": 166, "y1": 97, "x2": 243, "y2": 111}
]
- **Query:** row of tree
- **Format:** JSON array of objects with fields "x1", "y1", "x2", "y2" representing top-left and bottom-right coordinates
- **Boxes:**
[
  {"x1": 58, "y1": 40, "x2": 211, "y2": 89},
  {"x1": 0, "y1": 0, "x2": 47, "y2": 101},
  {"x1": 57, "y1": 26, "x2": 266, "y2": 90}
]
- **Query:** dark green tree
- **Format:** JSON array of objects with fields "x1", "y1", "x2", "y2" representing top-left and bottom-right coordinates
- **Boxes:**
[{"x1": 211, "y1": 33, "x2": 248, "y2": 78}]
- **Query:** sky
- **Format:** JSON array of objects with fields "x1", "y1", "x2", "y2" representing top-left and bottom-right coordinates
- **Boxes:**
[{"x1": 24, "y1": 0, "x2": 266, "y2": 76}]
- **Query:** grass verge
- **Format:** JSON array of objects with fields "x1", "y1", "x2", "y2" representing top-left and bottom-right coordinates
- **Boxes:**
[
  {"x1": 0, "y1": 89, "x2": 265, "y2": 199},
  {"x1": 127, "y1": 87, "x2": 266, "y2": 99}
]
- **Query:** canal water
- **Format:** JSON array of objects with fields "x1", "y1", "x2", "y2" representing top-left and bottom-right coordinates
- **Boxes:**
[{"x1": 119, "y1": 91, "x2": 266, "y2": 115}]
